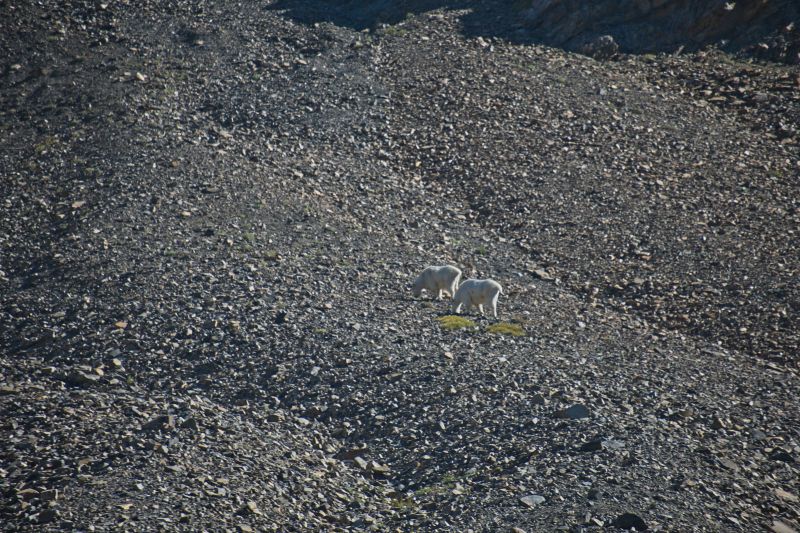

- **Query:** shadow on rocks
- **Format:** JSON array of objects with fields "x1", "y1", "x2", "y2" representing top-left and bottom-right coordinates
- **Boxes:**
[{"x1": 267, "y1": 0, "x2": 800, "y2": 62}]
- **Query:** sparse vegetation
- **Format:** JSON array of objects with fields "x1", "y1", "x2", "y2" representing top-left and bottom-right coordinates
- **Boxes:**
[
  {"x1": 437, "y1": 315, "x2": 477, "y2": 331},
  {"x1": 485, "y1": 322, "x2": 525, "y2": 336},
  {"x1": 3, "y1": 2, "x2": 798, "y2": 532}
]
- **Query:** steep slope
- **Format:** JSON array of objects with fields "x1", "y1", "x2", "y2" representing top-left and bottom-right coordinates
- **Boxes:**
[{"x1": 1, "y1": 1, "x2": 798, "y2": 532}]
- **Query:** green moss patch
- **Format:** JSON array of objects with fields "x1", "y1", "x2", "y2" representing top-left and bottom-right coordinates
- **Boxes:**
[
  {"x1": 437, "y1": 315, "x2": 477, "y2": 331},
  {"x1": 485, "y1": 322, "x2": 525, "y2": 337}
]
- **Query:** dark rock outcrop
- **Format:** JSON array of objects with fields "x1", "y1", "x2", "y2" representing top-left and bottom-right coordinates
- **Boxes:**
[
  {"x1": 578, "y1": 34, "x2": 619, "y2": 60},
  {"x1": 272, "y1": 0, "x2": 800, "y2": 62},
  {"x1": 519, "y1": 0, "x2": 800, "y2": 61}
]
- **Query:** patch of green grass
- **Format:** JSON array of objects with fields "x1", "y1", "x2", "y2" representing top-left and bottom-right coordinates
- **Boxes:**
[
  {"x1": 475, "y1": 244, "x2": 487, "y2": 255},
  {"x1": 264, "y1": 250, "x2": 279, "y2": 261},
  {"x1": 437, "y1": 315, "x2": 477, "y2": 331},
  {"x1": 485, "y1": 322, "x2": 525, "y2": 336},
  {"x1": 242, "y1": 232, "x2": 256, "y2": 243}
]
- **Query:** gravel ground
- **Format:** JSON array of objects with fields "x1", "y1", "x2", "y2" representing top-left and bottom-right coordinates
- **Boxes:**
[{"x1": 1, "y1": 1, "x2": 798, "y2": 532}]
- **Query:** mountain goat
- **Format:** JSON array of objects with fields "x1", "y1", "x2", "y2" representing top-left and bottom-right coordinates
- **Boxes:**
[
  {"x1": 452, "y1": 278, "x2": 503, "y2": 318},
  {"x1": 411, "y1": 265, "x2": 462, "y2": 300}
]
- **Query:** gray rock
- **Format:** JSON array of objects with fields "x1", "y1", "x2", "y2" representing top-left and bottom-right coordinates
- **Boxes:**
[
  {"x1": 611, "y1": 512, "x2": 648, "y2": 531},
  {"x1": 64, "y1": 371, "x2": 101, "y2": 388},
  {"x1": 36, "y1": 509, "x2": 58, "y2": 524},
  {"x1": 336, "y1": 446, "x2": 368, "y2": 461},
  {"x1": 141, "y1": 415, "x2": 175, "y2": 432},
  {"x1": 354, "y1": 456, "x2": 369, "y2": 470},
  {"x1": 180, "y1": 417, "x2": 200, "y2": 431},
  {"x1": 775, "y1": 489, "x2": 799, "y2": 503},
  {"x1": 580, "y1": 438, "x2": 603, "y2": 452},
  {"x1": 769, "y1": 449, "x2": 795, "y2": 462},
  {"x1": 771, "y1": 521, "x2": 798, "y2": 533},
  {"x1": 719, "y1": 458, "x2": 740, "y2": 472},
  {"x1": 0, "y1": 385, "x2": 18, "y2": 395},
  {"x1": 39, "y1": 489, "x2": 58, "y2": 502},
  {"x1": 579, "y1": 35, "x2": 619, "y2": 60},
  {"x1": 520, "y1": 494, "x2": 546, "y2": 508},
  {"x1": 370, "y1": 461, "x2": 390, "y2": 475},
  {"x1": 239, "y1": 501, "x2": 261, "y2": 515},
  {"x1": 557, "y1": 404, "x2": 590, "y2": 419}
]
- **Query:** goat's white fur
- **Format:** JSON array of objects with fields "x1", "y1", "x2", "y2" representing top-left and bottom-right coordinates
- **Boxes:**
[
  {"x1": 452, "y1": 278, "x2": 503, "y2": 318},
  {"x1": 412, "y1": 265, "x2": 462, "y2": 300}
]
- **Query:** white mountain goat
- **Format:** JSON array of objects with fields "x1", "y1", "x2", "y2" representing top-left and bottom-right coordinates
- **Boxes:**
[
  {"x1": 411, "y1": 265, "x2": 462, "y2": 300},
  {"x1": 452, "y1": 278, "x2": 503, "y2": 318}
]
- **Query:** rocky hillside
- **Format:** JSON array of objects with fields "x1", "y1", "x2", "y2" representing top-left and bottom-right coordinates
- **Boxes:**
[{"x1": 1, "y1": 1, "x2": 798, "y2": 532}]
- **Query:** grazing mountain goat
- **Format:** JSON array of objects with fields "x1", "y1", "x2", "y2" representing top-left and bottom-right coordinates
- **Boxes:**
[
  {"x1": 452, "y1": 278, "x2": 503, "y2": 318},
  {"x1": 412, "y1": 265, "x2": 462, "y2": 300}
]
